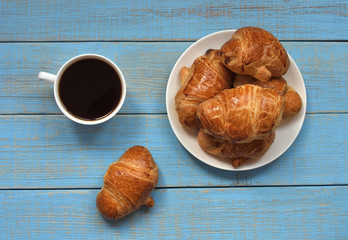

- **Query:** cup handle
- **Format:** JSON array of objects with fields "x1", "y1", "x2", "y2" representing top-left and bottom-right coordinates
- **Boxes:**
[{"x1": 38, "y1": 72, "x2": 56, "y2": 84}]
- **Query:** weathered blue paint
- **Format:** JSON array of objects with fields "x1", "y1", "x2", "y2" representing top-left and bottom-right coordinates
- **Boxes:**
[
  {"x1": 0, "y1": 0, "x2": 347, "y2": 41},
  {"x1": 1, "y1": 0, "x2": 347, "y2": 238},
  {"x1": 1, "y1": 187, "x2": 347, "y2": 239}
]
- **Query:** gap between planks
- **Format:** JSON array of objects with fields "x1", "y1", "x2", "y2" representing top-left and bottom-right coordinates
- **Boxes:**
[
  {"x1": 0, "y1": 112, "x2": 347, "y2": 116},
  {"x1": 1, "y1": 184, "x2": 348, "y2": 191},
  {"x1": 0, "y1": 40, "x2": 347, "y2": 43}
]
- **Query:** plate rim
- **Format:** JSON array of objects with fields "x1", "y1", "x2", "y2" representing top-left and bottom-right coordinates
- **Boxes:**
[{"x1": 166, "y1": 29, "x2": 307, "y2": 171}]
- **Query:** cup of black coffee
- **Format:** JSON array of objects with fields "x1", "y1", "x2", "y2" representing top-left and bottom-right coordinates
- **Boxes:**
[{"x1": 38, "y1": 54, "x2": 126, "y2": 125}]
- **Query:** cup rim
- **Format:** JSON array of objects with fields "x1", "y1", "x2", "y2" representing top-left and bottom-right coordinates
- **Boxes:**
[{"x1": 53, "y1": 54, "x2": 126, "y2": 125}]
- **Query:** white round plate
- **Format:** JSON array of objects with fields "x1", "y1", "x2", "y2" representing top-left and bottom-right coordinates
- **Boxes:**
[{"x1": 166, "y1": 30, "x2": 307, "y2": 171}]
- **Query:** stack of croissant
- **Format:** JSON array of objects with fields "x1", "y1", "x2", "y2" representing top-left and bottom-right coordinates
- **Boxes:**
[{"x1": 175, "y1": 27, "x2": 302, "y2": 168}]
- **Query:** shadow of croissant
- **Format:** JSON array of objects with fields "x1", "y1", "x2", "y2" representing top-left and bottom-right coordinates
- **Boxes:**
[{"x1": 99, "y1": 204, "x2": 155, "y2": 227}]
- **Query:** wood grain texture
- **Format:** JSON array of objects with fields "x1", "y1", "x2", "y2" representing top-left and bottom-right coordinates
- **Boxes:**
[
  {"x1": 0, "y1": 114, "x2": 346, "y2": 189},
  {"x1": 0, "y1": 0, "x2": 347, "y2": 41},
  {"x1": 0, "y1": 42, "x2": 347, "y2": 114},
  {"x1": 1, "y1": 0, "x2": 347, "y2": 238},
  {"x1": 1, "y1": 187, "x2": 347, "y2": 239}
]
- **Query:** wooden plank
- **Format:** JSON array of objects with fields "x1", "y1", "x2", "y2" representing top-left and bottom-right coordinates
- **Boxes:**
[
  {"x1": 0, "y1": 114, "x2": 347, "y2": 189},
  {"x1": 0, "y1": 0, "x2": 347, "y2": 41},
  {"x1": 0, "y1": 42, "x2": 347, "y2": 114},
  {"x1": 1, "y1": 187, "x2": 347, "y2": 239}
]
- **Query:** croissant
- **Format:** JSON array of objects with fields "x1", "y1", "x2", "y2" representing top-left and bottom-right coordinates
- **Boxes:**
[
  {"x1": 234, "y1": 74, "x2": 287, "y2": 96},
  {"x1": 220, "y1": 27, "x2": 290, "y2": 82},
  {"x1": 283, "y1": 86, "x2": 302, "y2": 118},
  {"x1": 197, "y1": 84, "x2": 284, "y2": 143},
  {"x1": 198, "y1": 130, "x2": 275, "y2": 167},
  {"x1": 96, "y1": 146, "x2": 159, "y2": 220},
  {"x1": 233, "y1": 74, "x2": 302, "y2": 117},
  {"x1": 175, "y1": 49, "x2": 233, "y2": 129},
  {"x1": 233, "y1": 74, "x2": 258, "y2": 87}
]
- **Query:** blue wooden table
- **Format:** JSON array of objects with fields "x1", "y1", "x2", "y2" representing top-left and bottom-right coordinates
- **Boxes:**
[{"x1": 1, "y1": 1, "x2": 347, "y2": 239}]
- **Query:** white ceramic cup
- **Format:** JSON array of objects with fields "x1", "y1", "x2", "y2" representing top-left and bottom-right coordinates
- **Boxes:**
[{"x1": 38, "y1": 54, "x2": 126, "y2": 125}]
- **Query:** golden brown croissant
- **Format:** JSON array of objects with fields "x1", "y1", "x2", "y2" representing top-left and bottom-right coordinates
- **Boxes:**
[
  {"x1": 96, "y1": 146, "x2": 159, "y2": 220},
  {"x1": 233, "y1": 74, "x2": 302, "y2": 117},
  {"x1": 197, "y1": 84, "x2": 284, "y2": 143},
  {"x1": 283, "y1": 86, "x2": 302, "y2": 118},
  {"x1": 198, "y1": 130, "x2": 275, "y2": 167},
  {"x1": 220, "y1": 27, "x2": 290, "y2": 82},
  {"x1": 175, "y1": 49, "x2": 233, "y2": 129},
  {"x1": 233, "y1": 74, "x2": 258, "y2": 87},
  {"x1": 234, "y1": 74, "x2": 287, "y2": 96}
]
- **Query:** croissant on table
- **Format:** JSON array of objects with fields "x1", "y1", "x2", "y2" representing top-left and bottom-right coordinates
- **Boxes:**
[
  {"x1": 220, "y1": 27, "x2": 290, "y2": 82},
  {"x1": 175, "y1": 49, "x2": 233, "y2": 129},
  {"x1": 198, "y1": 130, "x2": 275, "y2": 167},
  {"x1": 233, "y1": 74, "x2": 302, "y2": 118},
  {"x1": 197, "y1": 84, "x2": 284, "y2": 143},
  {"x1": 96, "y1": 146, "x2": 159, "y2": 220}
]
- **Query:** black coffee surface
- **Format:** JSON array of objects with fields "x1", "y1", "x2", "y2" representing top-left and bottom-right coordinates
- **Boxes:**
[{"x1": 59, "y1": 59, "x2": 122, "y2": 120}]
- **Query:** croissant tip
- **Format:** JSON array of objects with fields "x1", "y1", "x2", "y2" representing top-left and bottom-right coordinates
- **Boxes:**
[
  {"x1": 231, "y1": 157, "x2": 247, "y2": 168},
  {"x1": 144, "y1": 196, "x2": 155, "y2": 208},
  {"x1": 205, "y1": 49, "x2": 212, "y2": 54}
]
